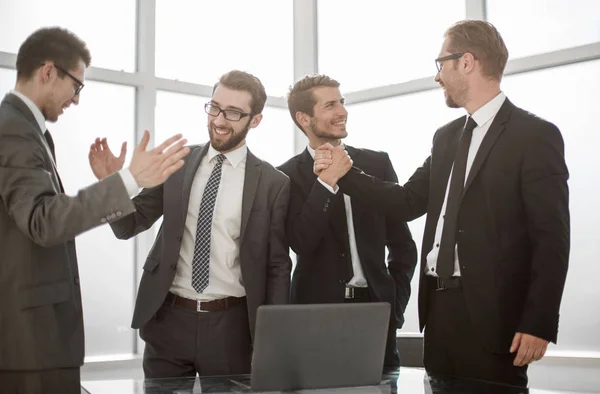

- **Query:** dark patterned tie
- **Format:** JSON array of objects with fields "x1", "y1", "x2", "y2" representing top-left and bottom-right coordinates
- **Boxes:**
[
  {"x1": 44, "y1": 129, "x2": 56, "y2": 162},
  {"x1": 191, "y1": 154, "x2": 226, "y2": 293},
  {"x1": 436, "y1": 116, "x2": 477, "y2": 279}
]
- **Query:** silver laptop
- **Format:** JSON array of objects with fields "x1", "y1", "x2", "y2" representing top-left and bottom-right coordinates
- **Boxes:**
[{"x1": 248, "y1": 302, "x2": 390, "y2": 392}]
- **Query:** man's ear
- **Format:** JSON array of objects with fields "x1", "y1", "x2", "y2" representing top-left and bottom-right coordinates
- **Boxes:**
[
  {"x1": 40, "y1": 62, "x2": 55, "y2": 83},
  {"x1": 296, "y1": 111, "x2": 311, "y2": 130},
  {"x1": 250, "y1": 113, "x2": 263, "y2": 129}
]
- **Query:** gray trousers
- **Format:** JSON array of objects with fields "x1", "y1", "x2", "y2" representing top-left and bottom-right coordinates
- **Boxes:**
[
  {"x1": 140, "y1": 298, "x2": 252, "y2": 378},
  {"x1": 0, "y1": 368, "x2": 80, "y2": 394}
]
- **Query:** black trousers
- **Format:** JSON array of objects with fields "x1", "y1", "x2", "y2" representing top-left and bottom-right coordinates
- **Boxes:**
[
  {"x1": 423, "y1": 285, "x2": 528, "y2": 388},
  {"x1": 344, "y1": 289, "x2": 400, "y2": 370},
  {"x1": 0, "y1": 368, "x2": 80, "y2": 394},
  {"x1": 140, "y1": 299, "x2": 252, "y2": 378}
]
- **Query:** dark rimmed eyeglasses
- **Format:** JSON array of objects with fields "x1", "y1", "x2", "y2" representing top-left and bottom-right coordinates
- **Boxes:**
[
  {"x1": 204, "y1": 103, "x2": 252, "y2": 122},
  {"x1": 54, "y1": 64, "x2": 85, "y2": 97},
  {"x1": 435, "y1": 52, "x2": 465, "y2": 73}
]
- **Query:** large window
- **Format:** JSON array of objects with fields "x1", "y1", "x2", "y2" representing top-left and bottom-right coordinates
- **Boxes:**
[
  {"x1": 155, "y1": 0, "x2": 293, "y2": 97},
  {"x1": 487, "y1": 0, "x2": 600, "y2": 59},
  {"x1": 0, "y1": 0, "x2": 136, "y2": 72},
  {"x1": 51, "y1": 82, "x2": 136, "y2": 357},
  {"x1": 318, "y1": 0, "x2": 466, "y2": 93}
]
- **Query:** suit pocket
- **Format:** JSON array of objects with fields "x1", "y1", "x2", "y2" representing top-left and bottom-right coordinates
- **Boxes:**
[
  {"x1": 143, "y1": 258, "x2": 160, "y2": 273},
  {"x1": 20, "y1": 281, "x2": 70, "y2": 309}
]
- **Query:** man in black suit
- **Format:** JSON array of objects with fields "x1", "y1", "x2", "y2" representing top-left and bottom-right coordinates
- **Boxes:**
[
  {"x1": 314, "y1": 21, "x2": 569, "y2": 387},
  {"x1": 278, "y1": 74, "x2": 418, "y2": 370},
  {"x1": 0, "y1": 27, "x2": 188, "y2": 393},
  {"x1": 90, "y1": 70, "x2": 291, "y2": 378}
]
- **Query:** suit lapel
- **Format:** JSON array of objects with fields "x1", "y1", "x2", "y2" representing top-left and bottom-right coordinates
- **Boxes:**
[
  {"x1": 463, "y1": 99, "x2": 512, "y2": 195},
  {"x1": 2, "y1": 94, "x2": 62, "y2": 192},
  {"x1": 180, "y1": 144, "x2": 209, "y2": 222},
  {"x1": 240, "y1": 150, "x2": 262, "y2": 243}
]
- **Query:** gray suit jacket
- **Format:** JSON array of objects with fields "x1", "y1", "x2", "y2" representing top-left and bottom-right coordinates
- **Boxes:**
[
  {"x1": 110, "y1": 143, "x2": 291, "y2": 338},
  {"x1": 0, "y1": 93, "x2": 135, "y2": 370}
]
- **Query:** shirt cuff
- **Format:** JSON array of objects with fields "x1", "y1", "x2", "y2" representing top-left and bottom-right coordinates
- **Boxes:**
[
  {"x1": 317, "y1": 177, "x2": 339, "y2": 194},
  {"x1": 118, "y1": 168, "x2": 140, "y2": 198}
]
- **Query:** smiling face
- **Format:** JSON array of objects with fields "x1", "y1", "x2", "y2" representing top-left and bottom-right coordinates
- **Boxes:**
[
  {"x1": 206, "y1": 84, "x2": 262, "y2": 153},
  {"x1": 40, "y1": 60, "x2": 86, "y2": 122},
  {"x1": 434, "y1": 38, "x2": 468, "y2": 109},
  {"x1": 304, "y1": 86, "x2": 348, "y2": 142}
]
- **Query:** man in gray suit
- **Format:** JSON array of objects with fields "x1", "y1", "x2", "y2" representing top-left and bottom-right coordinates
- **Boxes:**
[
  {"x1": 90, "y1": 70, "x2": 292, "y2": 378},
  {"x1": 0, "y1": 27, "x2": 189, "y2": 393}
]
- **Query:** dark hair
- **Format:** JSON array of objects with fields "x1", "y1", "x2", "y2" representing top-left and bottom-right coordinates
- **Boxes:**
[
  {"x1": 287, "y1": 74, "x2": 340, "y2": 134},
  {"x1": 212, "y1": 70, "x2": 267, "y2": 115},
  {"x1": 16, "y1": 27, "x2": 91, "y2": 81},
  {"x1": 444, "y1": 20, "x2": 509, "y2": 81}
]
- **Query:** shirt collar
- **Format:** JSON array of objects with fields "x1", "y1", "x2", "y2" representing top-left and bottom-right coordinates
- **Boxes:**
[
  {"x1": 470, "y1": 91, "x2": 506, "y2": 128},
  {"x1": 307, "y1": 142, "x2": 345, "y2": 160},
  {"x1": 207, "y1": 142, "x2": 248, "y2": 168},
  {"x1": 10, "y1": 90, "x2": 46, "y2": 134}
]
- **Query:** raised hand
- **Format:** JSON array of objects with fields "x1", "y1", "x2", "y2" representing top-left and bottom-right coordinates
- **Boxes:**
[
  {"x1": 88, "y1": 137, "x2": 127, "y2": 180},
  {"x1": 317, "y1": 144, "x2": 353, "y2": 188},
  {"x1": 129, "y1": 130, "x2": 190, "y2": 188},
  {"x1": 313, "y1": 143, "x2": 335, "y2": 176}
]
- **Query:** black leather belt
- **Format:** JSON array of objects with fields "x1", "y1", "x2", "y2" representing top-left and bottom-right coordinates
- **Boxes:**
[
  {"x1": 345, "y1": 287, "x2": 369, "y2": 299},
  {"x1": 426, "y1": 276, "x2": 462, "y2": 291},
  {"x1": 165, "y1": 292, "x2": 246, "y2": 312}
]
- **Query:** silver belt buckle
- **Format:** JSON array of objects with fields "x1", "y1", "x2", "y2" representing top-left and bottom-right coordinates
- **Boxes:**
[
  {"x1": 436, "y1": 277, "x2": 447, "y2": 291},
  {"x1": 345, "y1": 287, "x2": 354, "y2": 298},
  {"x1": 197, "y1": 300, "x2": 203, "y2": 312}
]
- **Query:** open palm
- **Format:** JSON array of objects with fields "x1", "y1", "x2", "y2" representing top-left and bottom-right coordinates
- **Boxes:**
[{"x1": 88, "y1": 137, "x2": 127, "y2": 180}]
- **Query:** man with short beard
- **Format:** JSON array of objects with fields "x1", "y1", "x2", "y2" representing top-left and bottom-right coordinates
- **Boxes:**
[
  {"x1": 90, "y1": 70, "x2": 292, "y2": 378},
  {"x1": 314, "y1": 20, "x2": 569, "y2": 388},
  {"x1": 278, "y1": 74, "x2": 418, "y2": 371}
]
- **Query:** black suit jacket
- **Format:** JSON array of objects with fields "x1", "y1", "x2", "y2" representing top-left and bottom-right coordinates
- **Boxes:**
[
  {"x1": 110, "y1": 144, "x2": 292, "y2": 338},
  {"x1": 338, "y1": 99, "x2": 570, "y2": 353},
  {"x1": 278, "y1": 146, "x2": 417, "y2": 328},
  {"x1": 0, "y1": 93, "x2": 134, "y2": 370}
]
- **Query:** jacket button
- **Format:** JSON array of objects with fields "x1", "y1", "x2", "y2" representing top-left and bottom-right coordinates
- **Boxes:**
[
  {"x1": 177, "y1": 235, "x2": 183, "y2": 242},
  {"x1": 74, "y1": 277, "x2": 80, "y2": 285},
  {"x1": 171, "y1": 263, "x2": 177, "y2": 270},
  {"x1": 340, "y1": 252, "x2": 345, "y2": 257},
  {"x1": 338, "y1": 279, "x2": 345, "y2": 284}
]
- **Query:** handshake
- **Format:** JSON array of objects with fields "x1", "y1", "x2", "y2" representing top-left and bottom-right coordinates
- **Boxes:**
[{"x1": 313, "y1": 143, "x2": 353, "y2": 188}]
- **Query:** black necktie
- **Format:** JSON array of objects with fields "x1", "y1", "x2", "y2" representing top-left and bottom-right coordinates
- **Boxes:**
[
  {"x1": 44, "y1": 129, "x2": 56, "y2": 162},
  {"x1": 436, "y1": 116, "x2": 477, "y2": 279},
  {"x1": 332, "y1": 194, "x2": 354, "y2": 282}
]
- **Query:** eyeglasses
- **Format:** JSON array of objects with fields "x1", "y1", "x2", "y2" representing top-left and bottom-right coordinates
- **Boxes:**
[
  {"x1": 435, "y1": 52, "x2": 465, "y2": 73},
  {"x1": 204, "y1": 103, "x2": 252, "y2": 122},
  {"x1": 54, "y1": 64, "x2": 85, "y2": 97}
]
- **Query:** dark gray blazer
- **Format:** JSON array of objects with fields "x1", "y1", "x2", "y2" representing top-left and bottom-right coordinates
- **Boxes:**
[
  {"x1": 110, "y1": 143, "x2": 292, "y2": 338},
  {"x1": 0, "y1": 93, "x2": 135, "y2": 371}
]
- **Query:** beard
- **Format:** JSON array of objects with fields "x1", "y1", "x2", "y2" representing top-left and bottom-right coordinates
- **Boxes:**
[
  {"x1": 443, "y1": 82, "x2": 468, "y2": 109},
  {"x1": 208, "y1": 120, "x2": 251, "y2": 152},
  {"x1": 309, "y1": 117, "x2": 348, "y2": 140}
]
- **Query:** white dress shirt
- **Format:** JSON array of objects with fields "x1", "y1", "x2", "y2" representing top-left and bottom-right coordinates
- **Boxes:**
[
  {"x1": 426, "y1": 92, "x2": 507, "y2": 277},
  {"x1": 308, "y1": 145, "x2": 367, "y2": 287},
  {"x1": 9, "y1": 90, "x2": 139, "y2": 197},
  {"x1": 170, "y1": 143, "x2": 247, "y2": 300}
]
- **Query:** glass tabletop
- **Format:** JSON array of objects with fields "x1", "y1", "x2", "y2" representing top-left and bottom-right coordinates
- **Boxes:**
[{"x1": 81, "y1": 367, "x2": 593, "y2": 394}]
